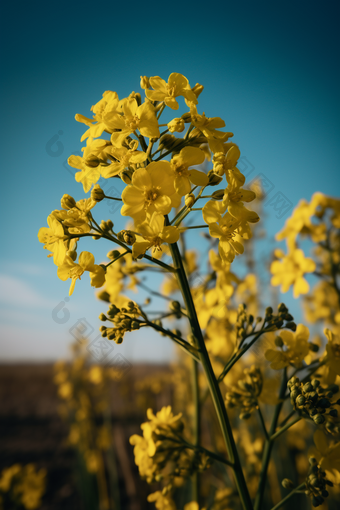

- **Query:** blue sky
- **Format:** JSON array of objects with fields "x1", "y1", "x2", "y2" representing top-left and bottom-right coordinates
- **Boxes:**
[{"x1": 1, "y1": 0, "x2": 339, "y2": 363}]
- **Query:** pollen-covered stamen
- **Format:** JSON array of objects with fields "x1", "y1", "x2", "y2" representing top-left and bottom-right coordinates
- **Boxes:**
[
  {"x1": 152, "y1": 237, "x2": 163, "y2": 252},
  {"x1": 125, "y1": 115, "x2": 140, "y2": 131},
  {"x1": 69, "y1": 266, "x2": 84, "y2": 280},
  {"x1": 173, "y1": 163, "x2": 189, "y2": 177},
  {"x1": 221, "y1": 219, "x2": 240, "y2": 239},
  {"x1": 167, "y1": 85, "x2": 176, "y2": 97},
  {"x1": 228, "y1": 191, "x2": 243, "y2": 202},
  {"x1": 144, "y1": 187, "x2": 161, "y2": 206}
]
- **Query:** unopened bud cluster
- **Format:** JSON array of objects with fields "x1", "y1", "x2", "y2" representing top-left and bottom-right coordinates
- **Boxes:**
[
  {"x1": 100, "y1": 219, "x2": 114, "y2": 234},
  {"x1": 117, "y1": 230, "x2": 136, "y2": 245},
  {"x1": 288, "y1": 377, "x2": 339, "y2": 427},
  {"x1": 99, "y1": 301, "x2": 142, "y2": 344},
  {"x1": 265, "y1": 303, "x2": 296, "y2": 331},
  {"x1": 305, "y1": 457, "x2": 333, "y2": 507},
  {"x1": 226, "y1": 366, "x2": 263, "y2": 419}
]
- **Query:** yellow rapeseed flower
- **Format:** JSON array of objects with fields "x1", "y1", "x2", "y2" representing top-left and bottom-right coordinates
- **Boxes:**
[
  {"x1": 110, "y1": 97, "x2": 160, "y2": 147},
  {"x1": 265, "y1": 324, "x2": 310, "y2": 369},
  {"x1": 37, "y1": 214, "x2": 67, "y2": 266},
  {"x1": 145, "y1": 72, "x2": 197, "y2": 110},
  {"x1": 170, "y1": 146, "x2": 208, "y2": 195},
  {"x1": 57, "y1": 251, "x2": 105, "y2": 295},
  {"x1": 132, "y1": 213, "x2": 179, "y2": 258},
  {"x1": 270, "y1": 248, "x2": 316, "y2": 298},
  {"x1": 121, "y1": 161, "x2": 180, "y2": 222}
]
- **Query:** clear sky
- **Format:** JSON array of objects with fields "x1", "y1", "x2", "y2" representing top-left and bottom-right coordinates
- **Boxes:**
[{"x1": 1, "y1": 0, "x2": 339, "y2": 363}]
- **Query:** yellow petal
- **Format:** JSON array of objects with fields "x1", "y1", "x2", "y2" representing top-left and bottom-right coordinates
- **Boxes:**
[{"x1": 189, "y1": 169, "x2": 209, "y2": 186}]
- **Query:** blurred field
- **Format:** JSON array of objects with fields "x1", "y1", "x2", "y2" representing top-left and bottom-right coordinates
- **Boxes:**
[{"x1": 0, "y1": 363, "x2": 172, "y2": 510}]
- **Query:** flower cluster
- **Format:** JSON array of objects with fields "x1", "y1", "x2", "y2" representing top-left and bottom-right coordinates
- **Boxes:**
[
  {"x1": 225, "y1": 366, "x2": 263, "y2": 419},
  {"x1": 38, "y1": 72, "x2": 259, "y2": 299},
  {"x1": 130, "y1": 406, "x2": 210, "y2": 489},
  {"x1": 288, "y1": 376, "x2": 339, "y2": 427},
  {"x1": 0, "y1": 464, "x2": 46, "y2": 510}
]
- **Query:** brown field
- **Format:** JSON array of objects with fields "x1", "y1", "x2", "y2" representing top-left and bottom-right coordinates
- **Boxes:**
[{"x1": 0, "y1": 363, "x2": 171, "y2": 510}]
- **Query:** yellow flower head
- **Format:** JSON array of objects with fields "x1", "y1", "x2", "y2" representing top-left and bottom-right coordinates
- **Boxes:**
[
  {"x1": 38, "y1": 214, "x2": 67, "y2": 266},
  {"x1": 323, "y1": 328, "x2": 340, "y2": 383},
  {"x1": 270, "y1": 248, "x2": 316, "y2": 298},
  {"x1": 170, "y1": 146, "x2": 208, "y2": 195},
  {"x1": 309, "y1": 430, "x2": 340, "y2": 484},
  {"x1": 132, "y1": 213, "x2": 179, "y2": 258},
  {"x1": 110, "y1": 96, "x2": 160, "y2": 147},
  {"x1": 208, "y1": 212, "x2": 246, "y2": 263},
  {"x1": 265, "y1": 324, "x2": 310, "y2": 369},
  {"x1": 57, "y1": 251, "x2": 105, "y2": 296},
  {"x1": 75, "y1": 90, "x2": 120, "y2": 141},
  {"x1": 101, "y1": 143, "x2": 147, "y2": 179},
  {"x1": 145, "y1": 72, "x2": 198, "y2": 110},
  {"x1": 121, "y1": 161, "x2": 180, "y2": 222}
]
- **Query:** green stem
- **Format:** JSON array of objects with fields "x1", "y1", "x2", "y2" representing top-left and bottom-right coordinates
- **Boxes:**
[
  {"x1": 137, "y1": 281, "x2": 173, "y2": 301},
  {"x1": 254, "y1": 369, "x2": 287, "y2": 510},
  {"x1": 168, "y1": 240, "x2": 253, "y2": 510},
  {"x1": 104, "y1": 195, "x2": 122, "y2": 201},
  {"x1": 278, "y1": 409, "x2": 296, "y2": 428},
  {"x1": 257, "y1": 406, "x2": 269, "y2": 441},
  {"x1": 218, "y1": 327, "x2": 266, "y2": 382},
  {"x1": 105, "y1": 250, "x2": 129, "y2": 268},
  {"x1": 270, "y1": 416, "x2": 301, "y2": 442},
  {"x1": 270, "y1": 483, "x2": 306, "y2": 510},
  {"x1": 191, "y1": 357, "x2": 200, "y2": 502},
  {"x1": 179, "y1": 225, "x2": 209, "y2": 231},
  {"x1": 67, "y1": 232, "x2": 176, "y2": 273},
  {"x1": 141, "y1": 320, "x2": 200, "y2": 362}
]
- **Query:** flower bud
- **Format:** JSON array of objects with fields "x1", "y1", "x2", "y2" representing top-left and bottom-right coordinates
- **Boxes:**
[
  {"x1": 117, "y1": 230, "x2": 136, "y2": 245},
  {"x1": 140, "y1": 76, "x2": 150, "y2": 89},
  {"x1": 282, "y1": 478, "x2": 294, "y2": 489},
  {"x1": 158, "y1": 134, "x2": 176, "y2": 151},
  {"x1": 91, "y1": 184, "x2": 105, "y2": 202},
  {"x1": 285, "y1": 321, "x2": 297, "y2": 331},
  {"x1": 100, "y1": 220, "x2": 113, "y2": 233},
  {"x1": 185, "y1": 193, "x2": 195, "y2": 208},
  {"x1": 211, "y1": 189, "x2": 225, "y2": 200},
  {"x1": 207, "y1": 170, "x2": 223, "y2": 186},
  {"x1": 239, "y1": 412, "x2": 251, "y2": 420},
  {"x1": 313, "y1": 413, "x2": 325, "y2": 425},
  {"x1": 120, "y1": 169, "x2": 133, "y2": 184},
  {"x1": 296, "y1": 395, "x2": 306, "y2": 407},
  {"x1": 99, "y1": 313, "x2": 107, "y2": 321},
  {"x1": 107, "y1": 250, "x2": 120, "y2": 260},
  {"x1": 170, "y1": 301, "x2": 181, "y2": 312},
  {"x1": 84, "y1": 155, "x2": 101, "y2": 167},
  {"x1": 329, "y1": 409, "x2": 338, "y2": 417},
  {"x1": 290, "y1": 389, "x2": 300, "y2": 401},
  {"x1": 168, "y1": 118, "x2": 185, "y2": 133},
  {"x1": 303, "y1": 382, "x2": 313, "y2": 393},
  {"x1": 97, "y1": 290, "x2": 110, "y2": 303},
  {"x1": 278, "y1": 303, "x2": 288, "y2": 313},
  {"x1": 181, "y1": 112, "x2": 192, "y2": 123},
  {"x1": 309, "y1": 342, "x2": 319, "y2": 352},
  {"x1": 134, "y1": 92, "x2": 142, "y2": 106},
  {"x1": 61, "y1": 194, "x2": 76, "y2": 210},
  {"x1": 191, "y1": 83, "x2": 204, "y2": 98}
]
